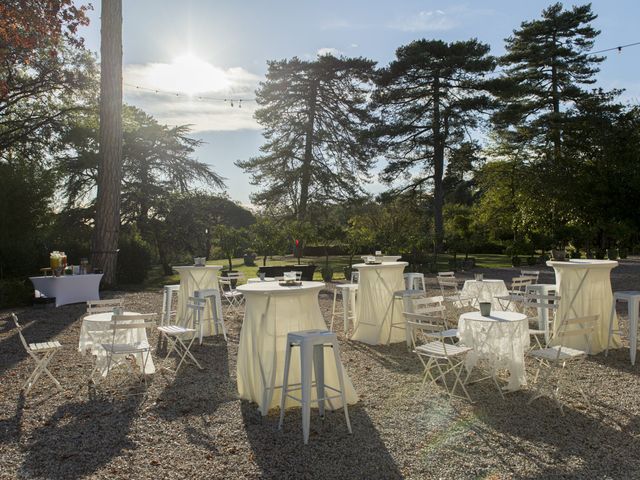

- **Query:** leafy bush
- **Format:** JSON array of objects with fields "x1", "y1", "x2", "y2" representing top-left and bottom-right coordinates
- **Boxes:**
[
  {"x1": 0, "y1": 279, "x2": 33, "y2": 308},
  {"x1": 116, "y1": 231, "x2": 153, "y2": 285}
]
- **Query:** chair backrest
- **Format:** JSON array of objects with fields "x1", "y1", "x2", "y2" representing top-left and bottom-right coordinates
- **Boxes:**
[
  {"x1": 223, "y1": 272, "x2": 244, "y2": 279},
  {"x1": 219, "y1": 276, "x2": 238, "y2": 291},
  {"x1": 194, "y1": 289, "x2": 222, "y2": 320},
  {"x1": 553, "y1": 315, "x2": 599, "y2": 355},
  {"x1": 11, "y1": 314, "x2": 30, "y2": 352},
  {"x1": 409, "y1": 295, "x2": 446, "y2": 319},
  {"x1": 87, "y1": 298, "x2": 124, "y2": 314},
  {"x1": 350, "y1": 271, "x2": 359, "y2": 284},
  {"x1": 437, "y1": 276, "x2": 459, "y2": 292},
  {"x1": 520, "y1": 270, "x2": 540, "y2": 283},
  {"x1": 439, "y1": 271, "x2": 455, "y2": 277},
  {"x1": 510, "y1": 276, "x2": 533, "y2": 292},
  {"x1": 404, "y1": 311, "x2": 451, "y2": 353},
  {"x1": 109, "y1": 313, "x2": 156, "y2": 330},
  {"x1": 524, "y1": 291, "x2": 560, "y2": 311}
]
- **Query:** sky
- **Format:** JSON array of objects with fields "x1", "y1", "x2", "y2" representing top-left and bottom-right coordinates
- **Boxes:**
[{"x1": 79, "y1": 0, "x2": 640, "y2": 206}]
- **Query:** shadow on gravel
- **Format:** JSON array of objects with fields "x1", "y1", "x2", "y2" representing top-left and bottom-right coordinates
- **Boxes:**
[
  {"x1": 20, "y1": 397, "x2": 141, "y2": 480},
  {"x1": 240, "y1": 401, "x2": 403, "y2": 479},
  {"x1": 0, "y1": 392, "x2": 25, "y2": 445},
  {"x1": 347, "y1": 340, "x2": 422, "y2": 375},
  {"x1": 474, "y1": 390, "x2": 640, "y2": 478},
  {"x1": 154, "y1": 339, "x2": 236, "y2": 420}
]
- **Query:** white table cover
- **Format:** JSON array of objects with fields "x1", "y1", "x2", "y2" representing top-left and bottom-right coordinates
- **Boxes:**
[
  {"x1": 547, "y1": 259, "x2": 620, "y2": 353},
  {"x1": 173, "y1": 265, "x2": 222, "y2": 337},
  {"x1": 29, "y1": 274, "x2": 102, "y2": 307},
  {"x1": 461, "y1": 279, "x2": 510, "y2": 310},
  {"x1": 458, "y1": 310, "x2": 529, "y2": 391},
  {"x1": 351, "y1": 262, "x2": 408, "y2": 345},
  {"x1": 236, "y1": 281, "x2": 358, "y2": 415},
  {"x1": 78, "y1": 311, "x2": 155, "y2": 375}
]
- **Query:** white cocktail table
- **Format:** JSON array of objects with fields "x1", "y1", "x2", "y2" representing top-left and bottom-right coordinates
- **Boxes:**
[
  {"x1": 236, "y1": 281, "x2": 358, "y2": 415},
  {"x1": 351, "y1": 262, "x2": 408, "y2": 345},
  {"x1": 173, "y1": 265, "x2": 223, "y2": 337},
  {"x1": 29, "y1": 274, "x2": 103, "y2": 307},
  {"x1": 547, "y1": 259, "x2": 620, "y2": 353},
  {"x1": 458, "y1": 310, "x2": 529, "y2": 391},
  {"x1": 79, "y1": 311, "x2": 155, "y2": 376}
]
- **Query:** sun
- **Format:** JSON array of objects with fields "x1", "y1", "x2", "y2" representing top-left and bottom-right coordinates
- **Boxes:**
[{"x1": 148, "y1": 53, "x2": 231, "y2": 95}]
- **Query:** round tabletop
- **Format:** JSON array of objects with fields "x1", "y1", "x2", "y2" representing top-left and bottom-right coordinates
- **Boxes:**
[
  {"x1": 84, "y1": 311, "x2": 139, "y2": 322},
  {"x1": 247, "y1": 277, "x2": 277, "y2": 283},
  {"x1": 460, "y1": 311, "x2": 527, "y2": 323},
  {"x1": 352, "y1": 261, "x2": 409, "y2": 269},
  {"x1": 237, "y1": 280, "x2": 325, "y2": 295},
  {"x1": 546, "y1": 259, "x2": 618, "y2": 269},
  {"x1": 173, "y1": 265, "x2": 223, "y2": 272}
]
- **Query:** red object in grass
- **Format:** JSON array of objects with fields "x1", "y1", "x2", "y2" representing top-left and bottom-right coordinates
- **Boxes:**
[{"x1": 295, "y1": 239, "x2": 300, "y2": 247}]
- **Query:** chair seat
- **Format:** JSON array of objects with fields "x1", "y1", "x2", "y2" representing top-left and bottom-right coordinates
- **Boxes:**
[
  {"x1": 29, "y1": 341, "x2": 62, "y2": 352},
  {"x1": 101, "y1": 342, "x2": 151, "y2": 354},
  {"x1": 415, "y1": 341, "x2": 471, "y2": 358},
  {"x1": 529, "y1": 345, "x2": 587, "y2": 361},
  {"x1": 158, "y1": 325, "x2": 196, "y2": 336}
]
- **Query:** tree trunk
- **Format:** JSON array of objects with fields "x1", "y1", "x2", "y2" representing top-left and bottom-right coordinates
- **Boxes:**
[
  {"x1": 91, "y1": 0, "x2": 123, "y2": 287},
  {"x1": 298, "y1": 80, "x2": 318, "y2": 221},
  {"x1": 432, "y1": 74, "x2": 445, "y2": 251}
]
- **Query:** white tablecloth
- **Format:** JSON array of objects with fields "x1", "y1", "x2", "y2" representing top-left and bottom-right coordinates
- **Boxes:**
[
  {"x1": 351, "y1": 262, "x2": 408, "y2": 345},
  {"x1": 29, "y1": 274, "x2": 102, "y2": 307},
  {"x1": 236, "y1": 281, "x2": 358, "y2": 415},
  {"x1": 458, "y1": 311, "x2": 529, "y2": 391},
  {"x1": 173, "y1": 265, "x2": 222, "y2": 337},
  {"x1": 461, "y1": 279, "x2": 510, "y2": 310},
  {"x1": 78, "y1": 311, "x2": 155, "y2": 376},
  {"x1": 547, "y1": 260, "x2": 620, "y2": 353}
]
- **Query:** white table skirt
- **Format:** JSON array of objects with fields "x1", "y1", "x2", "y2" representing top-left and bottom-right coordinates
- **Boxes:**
[
  {"x1": 458, "y1": 311, "x2": 529, "y2": 391},
  {"x1": 29, "y1": 274, "x2": 102, "y2": 307},
  {"x1": 547, "y1": 260, "x2": 620, "y2": 353},
  {"x1": 173, "y1": 265, "x2": 222, "y2": 338},
  {"x1": 351, "y1": 262, "x2": 408, "y2": 345},
  {"x1": 461, "y1": 279, "x2": 510, "y2": 310},
  {"x1": 78, "y1": 311, "x2": 155, "y2": 376},
  {"x1": 236, "y1": 281, "x2": 358, "y2": 415}
]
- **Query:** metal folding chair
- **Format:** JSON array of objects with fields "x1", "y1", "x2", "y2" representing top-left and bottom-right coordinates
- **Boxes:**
[
  {"x1": 86, "y1": 298, "x2": 125, "y2": 314},
  {"x1": 12, "y1": 314, "x2": 63, "y2": 395},
  {"x1": 158, "y1": 296, "x2": 204, "y2": 373}
]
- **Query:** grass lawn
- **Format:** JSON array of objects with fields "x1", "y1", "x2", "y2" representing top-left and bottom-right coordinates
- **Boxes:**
[{"x1": 140, "y1": 253, "x2": 514, "y2": 290}]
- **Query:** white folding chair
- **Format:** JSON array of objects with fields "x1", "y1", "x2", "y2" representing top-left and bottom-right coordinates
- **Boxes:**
[
  {"x1": 402, "y1": 296, "x2": 458, "y2": 348},
  {"x1": 12, "y1": 314, "x2": 63, "y2": 395},
  {"x1": 161, "y1": 285, "x2": 180, "y2": 326},
  {"x1": 86, "y1": 298, "x2": 125, "y2": 314},
  {"x1": 528, "y1": 314, "x2": 598, "y2": 414},
  {"x1": 97, "y1": 313, "x2": 156, "y2": 388},
  {"x1": 523, "y1": 291, "x2": 560, "y2": 349},
  {"x1": 437, "y1": 276, "x2": 474, "y2": 311},
  {"x1": 406, "y1": 312, "x2": 472, "y2": 402},
  {"x1": 194, "y1": 288, "x2": 227, "y2": 342},
  {"x1": 158, "y1": 296, "x2": 204, "y2": 372},
  {"x1": 520, "y1": 270, "x2": 540, "y2": 283},
  {"x1": 219, "y1": 276, "x2": 245, "y2": 316},
  {"x1": 495, "y1": 276, "x2": 533, "y2": 311},
  {"x1": 404, "y1": 272, "x2": 426, "y2": 292}
]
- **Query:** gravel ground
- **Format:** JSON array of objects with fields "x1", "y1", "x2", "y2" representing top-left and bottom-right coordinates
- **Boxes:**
[{"x1": 1, "y1": 260, "x2": 640, "y2": 479}]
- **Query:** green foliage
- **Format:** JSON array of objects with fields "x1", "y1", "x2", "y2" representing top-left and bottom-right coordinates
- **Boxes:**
[
  {"x1": 116, "y1": 228, "x2": 153, "y2": 284},
  {"x1": 0, "y1": 279, "x2": 33, "y2": 309},
  {"x1": 250, "y1": 217, "x2": 289, "y2": 266},
  {"x1": 213, "y1": 225, "x2": 248, "y2": 272},
  {"x1": 236, "y1": 55, "x2": 377, "y2": 219}
]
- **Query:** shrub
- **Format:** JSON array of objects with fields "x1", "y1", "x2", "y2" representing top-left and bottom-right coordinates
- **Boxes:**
[
  {"x1": 117, "y1": 232, "x2": 153, "y2": 285},
  {"x1": 0, "y1": 279, "x2": 33, "y2": 308}
]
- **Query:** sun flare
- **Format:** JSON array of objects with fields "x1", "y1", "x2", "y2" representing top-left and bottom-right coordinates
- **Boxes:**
[{"x1": 147, "y1": 53, "x2": 231, "y2": 95}]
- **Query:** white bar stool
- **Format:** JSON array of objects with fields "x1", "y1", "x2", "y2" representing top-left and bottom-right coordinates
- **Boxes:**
[
  {"x1": 278, "y1": 329, "x2": 352, "y2": 444},
  {"x1": 194, "y1": 288, "x2": 227, "y2": 342},
  {"x1": 404, "y1": 272, "x2": 426, "y2": 292},
  {"x1": 330, "y1": 284, "x2": 358, "y2": 333},
  {"x1": 390, "y1": 289, "x2": 426, "y2": 346},
  {"x1": 606, "y1": 291, "x2": 640, "y2": 364},
  {"x1": 161, "y1": 284, "x2": 180, "y2": 326}
]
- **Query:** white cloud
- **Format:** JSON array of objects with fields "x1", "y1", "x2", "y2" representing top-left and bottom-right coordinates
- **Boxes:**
[
  {"x1": 388, "y1": 9, "x2": 457, "y2": 32},
  {"x1": 123, "y1": 55, "x2": 261, "y2": 132},
  {"x1": 317, "y1": 47, "x2": 343, "y2": 57}
]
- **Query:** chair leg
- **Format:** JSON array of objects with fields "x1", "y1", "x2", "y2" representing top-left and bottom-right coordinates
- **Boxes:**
[
  {"x1": 330, "y1": 289, "x2": 338, "y2": 332},
  {"x1": 313, "y1": 344, "x2": 325, "y2": 417},
  {"x1": 300, "y1": 342, "x2": 314, "y2": 445},
  {"x1": 278, "y1": 342, "x2": 293, "y2": 430},
  {"x1": 605, "y1": 299, "x2": 617, "y2": 357},
  {"x1": 330, "y1": 340, "x2": 352, "y2": 434}
]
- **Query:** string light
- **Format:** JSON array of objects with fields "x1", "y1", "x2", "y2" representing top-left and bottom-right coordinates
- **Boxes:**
[{"x1": 124, "y1": 82, "x2": 254, "y2": 107}]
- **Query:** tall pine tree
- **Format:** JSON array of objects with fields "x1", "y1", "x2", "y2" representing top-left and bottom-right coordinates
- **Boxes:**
[
  {"x1": 372, "y1": 39, "x2": 494, "y2": 249},
  {"x1": 236, "y1": 55, "x2": 376, "y2": 220},
  {"x1": 493, "y1": 2, "x2": 603, "y2": 162}
]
